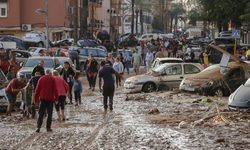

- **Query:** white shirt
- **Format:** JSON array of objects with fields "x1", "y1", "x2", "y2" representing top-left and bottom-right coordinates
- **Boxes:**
[
  {"x1": 146, "y1": 52, "x2": 154, "y2": 62},
  {"x1": 164, "y1": 41, "x2": 169, "y2": 47}
]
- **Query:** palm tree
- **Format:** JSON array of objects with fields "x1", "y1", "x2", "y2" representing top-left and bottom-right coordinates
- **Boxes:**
[{"x1": 167, "y1": 3, "x2": 186, "y2": 33}]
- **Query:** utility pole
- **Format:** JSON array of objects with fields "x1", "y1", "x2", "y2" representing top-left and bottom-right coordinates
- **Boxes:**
[
  {"x1": 45, "y1": 0, "x2": 49, "y2": 56},
  {"x1": 109, "y1": 0, "x2": 112, "y2": 52},
  {"x1": 80, "y1": 0, "x2": 83, "y2": 38},
  {"x1": 73, "y1": 0, "x2": 78, "y2": 45},
  {"x1": 82, "y1": 0, "x2": 88, "y2": 38},
  {"x1": 92, "y1": 0, "x2": 94, "y2": 39}
]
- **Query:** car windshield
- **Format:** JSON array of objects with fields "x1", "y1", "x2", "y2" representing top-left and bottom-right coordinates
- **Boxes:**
[
  {"x1": 153, "y1": 65, "x2": 167, "y2": 72},
  {"x1": 193, "y1": 48, "x2": 201, "y2": 52},
  {"x1": 245, "y1": 78, "x2": 250, "y2": 87},
  {"x1": 57, "y1": 58, "x2": 69, "y2": 66},
  {"x1": 202, "y1": 65, "x2": 231, "y2": 75},
  {"x1": 24, "y1": 59, "x2": 54, "y2": 68},
  {"x1": 30, "y1": 48, "x2": 37, "y2": 52}
]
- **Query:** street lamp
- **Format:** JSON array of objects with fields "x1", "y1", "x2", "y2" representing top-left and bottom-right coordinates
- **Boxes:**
[{"x1": 36, "y1": 0, "x2": 49, "y2": 56}]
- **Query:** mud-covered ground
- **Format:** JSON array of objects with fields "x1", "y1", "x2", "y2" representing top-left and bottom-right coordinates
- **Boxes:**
[{"x1": 0, "y1": 68, "x2": 250, "y2": 150}]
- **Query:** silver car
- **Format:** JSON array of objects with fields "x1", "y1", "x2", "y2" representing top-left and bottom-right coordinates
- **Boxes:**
[
  {"x1": 124, "y1": 63, "x2": 203, "y2": 93},
  {"x1": 22, "y1": 31, "x2": 47, "y2": 48}
]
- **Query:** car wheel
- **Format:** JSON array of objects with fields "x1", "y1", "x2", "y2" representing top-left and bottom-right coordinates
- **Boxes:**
[
  {"x1": 143, "y1": 83, "x2": 156, "y2": 93},
  {"x1": 214, "y1": 88, "x2": 224, "y2": 96},
  {"x1": 37, "y1": 42, "x2": 44, "y2": 48}
]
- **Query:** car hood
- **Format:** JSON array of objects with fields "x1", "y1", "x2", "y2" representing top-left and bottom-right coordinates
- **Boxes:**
[
  {"x1": 229, "y1": 85, "x2": 250, "y2": 107},
  {"x1": 126, "y1": 73, "x2": 154, "y2": 82},
  {"x1": 18, "y1": 67, "x2": 54, "y2": 73},
  {"x1": 183, "y1": 68, "x2": 223, "y2": 86}
]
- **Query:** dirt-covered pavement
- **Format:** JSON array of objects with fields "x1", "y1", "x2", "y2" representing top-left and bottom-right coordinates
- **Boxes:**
[{"x1": 1, "y1": 68, "x2": 250, "y2": 149}]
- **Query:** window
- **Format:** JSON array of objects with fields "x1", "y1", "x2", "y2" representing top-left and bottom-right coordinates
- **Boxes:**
[
  {"x1": 88, "y1": 49, "x2": 98, "y2": 57},
  {"x1": 0, "y1": 3, "x2": 7, "y2": 17},
  {"x1": 142, "y1": 35, "x2": 146, "y2": 39},
  {"x1": 98, "y1": 50, "x2": 107, "y2": 58},
  {"x1": 148, "y1": 35, "x2": 153, "y2": 38},
  {"x1": 228, "y1": 68, "x2": 242, "y2": 80},
  {"x1": 165, "y1": 65, "x2": 182, "y2": 75},
  {"x1": 78, "y1": 48, "x2": 88, "y2": 56},
  {"x1": 184, "y1": 65, "x2": 200, "y2": 74}
]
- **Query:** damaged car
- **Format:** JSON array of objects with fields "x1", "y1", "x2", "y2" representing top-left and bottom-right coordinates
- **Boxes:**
[
  {"x1": 180, "y1": 62, "x2": 250, "y2": 96},
  {"x1": 228, "y1": 77, "x2": 250, "y2": 112},
  {"x1": 124, "y1": 63, "x2": 203, "y2": 93}
]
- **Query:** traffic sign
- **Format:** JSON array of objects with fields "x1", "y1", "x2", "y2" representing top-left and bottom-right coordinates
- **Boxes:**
[{"x1": 232, "y1": 30, "x2": 240, "y2": 38}]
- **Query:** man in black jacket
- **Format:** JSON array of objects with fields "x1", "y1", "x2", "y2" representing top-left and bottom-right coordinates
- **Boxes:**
[{"x1": 31, "y1": 60, "x2": 45, "y2": 77}]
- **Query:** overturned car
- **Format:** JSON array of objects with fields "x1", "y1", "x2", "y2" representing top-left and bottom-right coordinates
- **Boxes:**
[{"x1": 180, "y1": 62, "x2": 250, "y2": 96}]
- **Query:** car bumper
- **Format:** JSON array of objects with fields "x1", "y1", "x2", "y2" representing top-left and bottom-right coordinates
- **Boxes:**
[
  {"x1": 124, "y1": 84, "x2": 142, "y2": 93},
  {"x1": 228, "y1": 105, "x2": 250, "y2": 112}
]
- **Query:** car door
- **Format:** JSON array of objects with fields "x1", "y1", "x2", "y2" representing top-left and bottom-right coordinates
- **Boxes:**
[
  {"x1": 225, "y1": 67, "x2": 246, "y2": 93},
  {"x1": 183, "y1": 64, "x2": 201, "y2": 79},
  {"x1": 159, "y1": 65, "x2": 183, "y2": 88}
]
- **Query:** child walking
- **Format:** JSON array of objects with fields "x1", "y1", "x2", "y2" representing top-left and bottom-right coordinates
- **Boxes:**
[
  {"x1": 72, "y1": 76, "x2": 82, "y2": 106},
  {"x1": 113, "y1": 57, "x2": 124, "y2": 87}
]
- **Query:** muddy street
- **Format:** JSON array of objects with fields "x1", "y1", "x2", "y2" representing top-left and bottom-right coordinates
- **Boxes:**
[{"x1": 0, "y1": 70, "x2": 250, "y2": 150}]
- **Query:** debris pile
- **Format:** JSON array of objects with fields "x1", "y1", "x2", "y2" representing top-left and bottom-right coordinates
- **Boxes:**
[{"x1": 148, "y1": 108, "x2": 160, "y2": 115}]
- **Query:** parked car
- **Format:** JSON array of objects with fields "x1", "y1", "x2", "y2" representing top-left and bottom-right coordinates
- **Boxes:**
[
  {"x1": 11, "y1": 50, "x2": 31, "y2": 63},
  {"x1": 180, "y1": 62, "x2": 250, "y2": 96},
  {"x1": 184, "y1": 47, "x2": 201, "y2": 62},
  {"x1": 228, "y1": 77, "x2": 250, "y2": 112},
  {"x1": 22, "y1": 31, "x2": 47, "y2": 48},
  {"x1": 52, "y1": 38, "x2": 74, "y2": 46},
  {"x1": 138, "y1": 34, "x2": 158, "y2": 42},
  {"x1": 69, "y1": 47, "x2": 108, "y2": 71},
  {"x1": 124, "y1": 63, "x2": 203, "y2": 93},
  {"x1": 0, "y1": 36, "x2": 29, "y2": 50},
  {"x1": 28, "y1": 47, "x2": 45, "y2": 56},
  {"x1": 17, "y1": 57, "x2": 63, "y2": 82},
  {"x1": 159, "y1": 34, "x2": 174, "y2": 40},
  {"x1": 56, "y1": 57, "x2": 75, "y2": 68},
  {"x1": 150, "y1": 58, "x2": 183, "y2": 71}
]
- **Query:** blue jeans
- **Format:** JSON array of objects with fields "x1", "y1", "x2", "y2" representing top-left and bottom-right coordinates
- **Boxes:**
[
  {"x1": 124, "y1": 60, "x2": 129, "y2": 73},
  {"x1": 143, "y1": 54, "x2": 146, "y2": 66}
]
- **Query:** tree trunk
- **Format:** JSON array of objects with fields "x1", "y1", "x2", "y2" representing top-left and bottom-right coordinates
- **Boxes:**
[
  {"x1": 170, "y1": 17, "x2": 173, "y2": 33},
  {"x1": 131, "y1": 0, "x2": 135, "y2": 34},
  {"x1": 218, "y1": 23, "x2": 222, "y2": 33},
  {"x1": 80, "y1": 0, "x2": 83, "y2": 38},
  {"x1": 140, "y1": 9, "x2": 143, "y2": 35},
  {"x1": 203, "y1": 20, "x2": 207, "y2": 37},
  {"x1": 161, "y1": 0, "x2": 164, "y2": 21},
  {"x1": 136, "y1": 11, "x2": 139, "y2": 36},
  {"x1": 73, "y1": 0, "x2": 78, "y2": 45},
  {"x1": 174, "y1": 15, "x2": 177, "y2": 34},
  {"x1": 82, "y1": 0, "x2": 88, "y2": 38},
  {"x1": 223, "y1": 23, "x2": 228, "y2": 31}
]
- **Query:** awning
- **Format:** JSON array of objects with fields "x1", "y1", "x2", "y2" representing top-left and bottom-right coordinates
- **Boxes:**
[{"x1": 0, "y1": 0, "x2": 8, "y2": 2}]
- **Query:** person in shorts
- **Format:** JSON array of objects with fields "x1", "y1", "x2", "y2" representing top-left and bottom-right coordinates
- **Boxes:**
[
  {"x1": 132, "y1": 49, "x2": 142, "y2": 75},
  {"x1": 52, "y1": 70, "x2": 69, "y2": 121},
  {"x1": 5, "y1": 75, "x2": 25, "y2": 116}
]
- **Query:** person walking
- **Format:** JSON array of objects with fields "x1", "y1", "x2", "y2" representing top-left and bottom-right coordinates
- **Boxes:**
[
  {"x1": 31, "y1": 60, "x2": 45, "y2": 77},
  {"x1": 29, "y1": 72, "x2": 42, "y2": 119},
  {"x1": 172, "y1": 44, "x2": 177, "y2": 58},
  {"x1": 35, "y1": 69, "x2": 58, "y2": 132},
  {"x1": 84, "y1": 54, "x2": 92, "y2": 89},
  {"x1": 60, "y1": 61, "x2": 75, "y2": 104},
  {"x1": 71, "y1": 75, "x2": 82, "y2": 106},
  {"x1": 145, "y1": 49, "x2": 154, "y2": 72},
  {"x1": 6, "y1": 65, "x2": 15, "y2": 81},
  {"x1": 87, "y1": 55, "x2": 99, "y2": 91},
  {"x1": 203, "y1": 49, "x2": 210, "y2": 68},
  {"x1": 108, "y1": 53, "x2": 115, "y2": 64},
  {"x1": 142, "y1": 46, "x2": 148, "y2": 66},
  {"x1": 52, "y1": 70, "x2": 69, "y2": 121},
  {"x1": 121, "y1": 48, "x2": 129, "y2": 74},
  {"x1": 119, "y1": 53, "x2": 125, "y2": 70},
  {"x1": 132, "y1": 49, "x2": 143, "y2": 75},
  {"x1": 190, "y1": 49, "x2": 195, "y2": 62},
  {"x1": 199, "y1": 50, "x2": 204, "y2": 64},
  {"x1": 5, "y1": 75, "x2": 25, "y2": 116},
  {"x1": 99, "y1": 61, "x2": 124, "y2": 111},
  {"x1": 105, "y1": 56, "x2": 112, "y2": 66},
  {"x1": 113, "y1": 57, "x2": 124, "y2": 87}
]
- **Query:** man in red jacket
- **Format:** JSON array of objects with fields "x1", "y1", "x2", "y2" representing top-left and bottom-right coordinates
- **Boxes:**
[{"x1": 34, "y1": 69, "x2": 58, "y2": 132}]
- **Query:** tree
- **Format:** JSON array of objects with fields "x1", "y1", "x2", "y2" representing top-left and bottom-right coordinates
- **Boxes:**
[
  {"x1": 167, "y1": 3, "x2": 186, "y2": 33},
  {"x1": 81, "y1": 0, "x2": 88, "y2": 38},
  {"x1": 240, "y1": 2, "x2": 250, "y2": 28},
  {"x1": 187, "y1": 9, "x2": 201, "y2": 26},
  {"x1": 131, "y1": 0, "x2": 135, "y2": 34},
  {"x1": 152, "y1": 17, "x2": 164, "y2": 31},
  {"x1": 199, "y1": 0, "x2": 248, "y2": 32}
]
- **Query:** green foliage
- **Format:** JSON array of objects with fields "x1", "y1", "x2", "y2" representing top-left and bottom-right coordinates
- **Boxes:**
[
  {"x1": 240, "y1": 2, "x2": 250, "y2": 27},
  {"x1": 127, "y1": 35, "x2": 137, "y2": 47},
  {"x1": 187, "y1": 9, "x2": 201, "y2": 26},
  {"x1": 199, "y1": 0, "x2": 248, "y2": 29},
  {"x1": 152, "y1": 17, "x2": 164, "y2": 31}
]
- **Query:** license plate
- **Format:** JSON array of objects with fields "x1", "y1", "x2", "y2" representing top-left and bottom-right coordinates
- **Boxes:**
[{"x1": 184, "y1": 87, "x2": 195, "y2": 91}]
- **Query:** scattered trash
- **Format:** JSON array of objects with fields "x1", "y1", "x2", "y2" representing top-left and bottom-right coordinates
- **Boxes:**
[
  {"x1": 194, "y1": 119, "x2": 204, "y2": 125},
  {"x1": 215, "y1": 119, "x2": 222, "y2": 123},
  {"x1": 178, "y1": 121, "x2": 187, "y2": 128},
  {"x1": 192, "y1": 99, "x2": 202, "y2": 103},
  {"x1": 202, "y1": 99, "x2": 212, "y2": 102},
  {"x1": 148, "y1": 108, "x2": 160, "y2": 115}
]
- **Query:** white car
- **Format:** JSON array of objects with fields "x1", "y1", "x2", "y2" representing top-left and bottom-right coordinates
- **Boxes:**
[
  {"x1": 150, "y1": 58, "x2": 183, "y2": 72},
  {"x1": 22, "y1": 31, "x2": 47, "y2": 48},
  {"x1": 124, "y1": 63, "x2": 204, "y2": 93},
  {"x1": 28, "y1": 47, "x2": 45, "y2": 56},
  {"x1": 159, "y1": 33, "x2": 174, "y2": 39}
]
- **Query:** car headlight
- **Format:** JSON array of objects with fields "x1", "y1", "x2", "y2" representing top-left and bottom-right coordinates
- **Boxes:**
[
  {"x1": 209, "y1": 81, "x2": 214, "y2": 86},
  {"x1": 131, "y1": 80, "x2": 138, "y2": 84}
]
